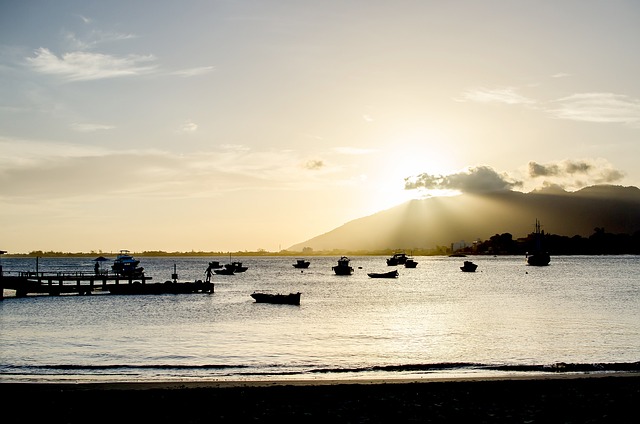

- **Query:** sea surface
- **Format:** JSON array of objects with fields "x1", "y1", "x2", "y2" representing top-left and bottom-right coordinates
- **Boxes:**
[{"x1": 1, "y1": 255, "x2": 639, "y2": 383}]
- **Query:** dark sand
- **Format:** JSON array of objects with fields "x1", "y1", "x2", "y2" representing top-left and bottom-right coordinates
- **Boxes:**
[{"x1": 1, "y1": 374, "x2": 639, "y2": 423}]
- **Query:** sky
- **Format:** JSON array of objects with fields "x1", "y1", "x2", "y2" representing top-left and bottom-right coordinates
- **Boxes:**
[{"x1": 1, "y1": 0, "x2": 639, "y2": 254}]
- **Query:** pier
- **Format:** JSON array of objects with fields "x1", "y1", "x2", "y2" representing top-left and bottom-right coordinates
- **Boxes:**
[
  {"x1": 0, "y1": 251, "x2": 214, "y2": 299},
  {"x1": 0, "y1": 271, "x2": 213, "y2": 299}
]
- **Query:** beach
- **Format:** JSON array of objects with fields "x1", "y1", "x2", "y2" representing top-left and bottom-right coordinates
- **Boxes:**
[{"x1": 2, "y1": 374, "x2": 639, "y2": 423}]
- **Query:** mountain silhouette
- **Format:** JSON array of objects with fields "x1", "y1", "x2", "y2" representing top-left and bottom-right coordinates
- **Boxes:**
[{"x1": 288, "y1": 185, "x2": 640, "y2": 251}]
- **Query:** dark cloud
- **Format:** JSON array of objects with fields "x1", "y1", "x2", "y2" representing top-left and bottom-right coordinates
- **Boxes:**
[
  {"x1": 405, "y1": 165, "x2": 522, "y2": 193},
  {"x1": 528, "y1": 160, "x2": 594, "y2": 177},
  {"x1": 528, "y1": 159, "x2": 624, "y2": 186},
  {"x1": 304, "y1": 159, "x2": 325, "y2": 170}
]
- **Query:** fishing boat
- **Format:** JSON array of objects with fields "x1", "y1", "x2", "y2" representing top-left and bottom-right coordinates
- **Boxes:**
[
  {"x1": 460, "y1": 261, "x2": 478, "y2": 272},
  {"x1": 526, "y1": 219, "x2": 551, "y2": 266},
  {"x1": 332, "y1": 256, "x2": 354, "y2": 275},
  {"x1": 293, "y1": 259, "x2": 310, "y2": 269},
  {"x1": 226, "y1": 261, "x2": 248, "y2": 272},
  {"x1": 214, "y1": 267, "x2": 235, "y2": 275},
  {"x1": 386, "y1": 252, "x2": 408, "y2": 266},
  {"x1": 404, "y1": 257, "x2": 418, "y2": 268},
  {"x1": 251, "y1": 292, "x2": 301, "y2": 305},
  {"x1": 111, "y1": 250, "x2": 144, "y2": 277},
  {"x1": 367, "y1": 270, "x2": 399, "y2": 278}
]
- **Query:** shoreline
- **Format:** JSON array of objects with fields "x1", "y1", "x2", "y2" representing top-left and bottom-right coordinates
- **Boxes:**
[
  {"x1": 3, "y1": 370, "x2": 639, "y2": 390},
  {"x1": 3, "y1": 373, "x2": 639, "y2": 423}
]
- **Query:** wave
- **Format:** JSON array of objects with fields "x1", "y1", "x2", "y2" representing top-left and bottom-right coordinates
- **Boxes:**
[{"x1": 3, "y1": 361, "x2": 639, "y2": 377}]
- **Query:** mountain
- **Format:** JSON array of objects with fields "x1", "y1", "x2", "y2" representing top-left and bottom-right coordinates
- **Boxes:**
[{"x1": 288, "y1": 185, "x2": 640, "y2": 251}]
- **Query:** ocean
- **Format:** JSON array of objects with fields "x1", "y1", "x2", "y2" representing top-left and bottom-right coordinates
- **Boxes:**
[{"x1": 1, "y1": 255, "x2": 638, "y2": 383}]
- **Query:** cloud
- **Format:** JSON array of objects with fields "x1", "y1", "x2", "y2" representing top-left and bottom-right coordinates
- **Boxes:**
[
  {"x1": 26, "y1": 47, "x2": 157, "y2": 81},
  {"x1": 303, "y1": 159, "x2": 324, "y2": 170},
  {"x1": 334, "y1": 147, "x2": 375, "y2": 155},
  {"x1": 528, "y1": 159, "x2": 625, "y2": 188},
  {"x1": 70, "y1": 123, "x2": 115, "y2": 132},
  {"x1": 171, "y1": 66, "x2": 215, "y2": 77},
  {"x1": 0, "y1": 138, "x2": 324, "y2": 202},
  {"x1": 457, "y1": 87, "x2": 536, "y2": 105},
  {"x1": 180, "y1": 121, "x2": 198, "y2": 133},
  {"x1": 405, "y1": 165, "x2": 522, "y2": 193},
  {"x1": 548, "y1": 93, "x2": 640, "y2": 125},
  {"x1": 63, "y1": 29, "x2": 136, "y2": 51}
]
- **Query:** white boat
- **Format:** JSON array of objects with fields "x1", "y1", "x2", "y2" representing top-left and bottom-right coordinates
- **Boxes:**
[{"x1": 111, "y1": 250, "x2": 144, "y2": 277}]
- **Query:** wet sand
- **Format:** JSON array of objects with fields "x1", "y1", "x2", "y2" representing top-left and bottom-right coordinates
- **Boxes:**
[{"x1": 1, "y1": 374, "x2": 639, "y2": 423}]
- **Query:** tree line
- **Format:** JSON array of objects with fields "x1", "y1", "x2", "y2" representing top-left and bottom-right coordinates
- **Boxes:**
[{"x1": 462, "y1": 228, "x2": 640, "y2": 256}]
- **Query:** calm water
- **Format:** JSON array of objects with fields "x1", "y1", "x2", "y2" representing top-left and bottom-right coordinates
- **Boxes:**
[{"x1": 1, "y1": 255, "x2": 639, "y2": 383}]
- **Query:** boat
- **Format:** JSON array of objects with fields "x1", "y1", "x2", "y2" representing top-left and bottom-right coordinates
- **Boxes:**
[
  {"x1": 214, "y1": 267, "x2": 235, "y2": 275},
  {"x1": 217, "y1": 261, "x2": 248, "y2": 274},
  {"x1": 332, "y1": 256, "x2": 354, "y2": 275},
  {"x1": 386, "y1": 252, "x2": 408, "y2": 266},
  {"x1": 251, "y1": 292, "x2": 301, "y2": 305},
  {"x1": 226, "y1": 261, "x2": 248, "y2": 272},
  {"x1": 404, "y1": 258, "x2": 418, "y2": 268},
  {"x1": 460, "y1": 261, "x2": 478, "y2": 272},
  {"x1": 367, "y1": 270, "x2": 399, "y2": 278},
  {"x1": 526, "y1": 219, "x2": 551, "y2": 266},
  {"x1": 293, "y1": 259, "x2": 310, "y2": 269},
  {"x1": 111, "y1": 250, "x2": 144, "y2": 277}
]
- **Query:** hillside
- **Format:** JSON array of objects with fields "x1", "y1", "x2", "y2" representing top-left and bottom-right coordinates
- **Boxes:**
[{"x1": 288, "y1": 185, "x2": 640, "y2": 251}]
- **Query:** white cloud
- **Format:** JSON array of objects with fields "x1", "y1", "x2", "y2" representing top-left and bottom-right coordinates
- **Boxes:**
[
  {"x1": 548, "y1": 93, "x2": 640, "y2": 125},
  {"x1": 181, "y1": 121, "x2": 198, "y2": 133},
  {"x1": 70, "y1": 123, "x2": 115, "y2": 132},
  {"x1": 172, "y1": 66, "x2": 215, "y2": 77},
  {"x1": 458, "y1": 87, "x2": 536, "y2": 105},
  {"x1": 334, "y1": 147, "x2": 375, "y2": 155},
  {"x1": 27, "y1": 47, "x2": 157, "y2": 81}
]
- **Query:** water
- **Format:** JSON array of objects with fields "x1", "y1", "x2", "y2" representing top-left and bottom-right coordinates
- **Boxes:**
[{"x1": 1, "y1": 255, "x2": 639, "y2": 383}]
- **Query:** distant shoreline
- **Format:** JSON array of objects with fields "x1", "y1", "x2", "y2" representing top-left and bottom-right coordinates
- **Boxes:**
[{"x1": 4, "y1": 252, "x2": 640, "y2": 258}]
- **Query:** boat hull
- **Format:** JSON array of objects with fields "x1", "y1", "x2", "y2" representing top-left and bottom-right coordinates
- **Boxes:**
[
  {"x1": 251, "y1": 292, "x2": 301, "y2": 305},
  {"x1": 367, "y1": 271, "x2": 399, "y2": 278},
  {"x1": 460, "y1": 261, "x2": 478, "y2": 272}
]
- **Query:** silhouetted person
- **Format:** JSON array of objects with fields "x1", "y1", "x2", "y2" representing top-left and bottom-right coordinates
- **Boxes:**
[
  {"x1": 94, "y1": 262, "x2": 99, "y2": 275},
  {"x1": 205, "y1": 263, "x2": 214, "y2": 282}
]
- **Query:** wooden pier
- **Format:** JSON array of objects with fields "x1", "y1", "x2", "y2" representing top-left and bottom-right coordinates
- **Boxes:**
[{"x1": 0, "y1": 271, "x2": 214, "y2": 299}]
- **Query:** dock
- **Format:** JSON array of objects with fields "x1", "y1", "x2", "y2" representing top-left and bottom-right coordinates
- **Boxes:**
[{"x1": 0, "y1": 271, "x2": 214, "y2": 299}]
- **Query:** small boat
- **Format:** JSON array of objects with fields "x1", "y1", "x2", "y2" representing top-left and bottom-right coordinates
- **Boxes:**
[
  {"x1": 526, "y1": 219, "x2": 551, "y2": 266},
  {"x1": 251, "y1": 292, "x2": 301, "y2": 305},
  {"x1": 223, "y1": 261, "x2": 248, "y2": 273},
  {"x1": 293, "y1": 259, "x2": 310, "y2": 269},
  {"x1": 404, "y1": 258, "x2": 418, "y2": 268},
  {"x1": 460, "y1": 261, "x2": 478, "y2": 272},
  {"x1": 367, "y1": 270, "x2": 399, "y2": 278},
  {"x1": 332, "y1": 256, "x2": 354, "y2": 275},
  {"x1": 111, "y1": 250, "x2": 144, "y2": 277},
  {"x1": 214, "y1": 267, "x2": 235, "y2": 275},
  {"x1": 386, "y1": 252, "x2": 408, "y2": 266}
]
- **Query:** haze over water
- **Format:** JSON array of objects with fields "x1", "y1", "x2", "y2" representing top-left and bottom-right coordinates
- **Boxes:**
[{"x1": 1, "y1": 255, "x2": 638, "y2": 383}]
